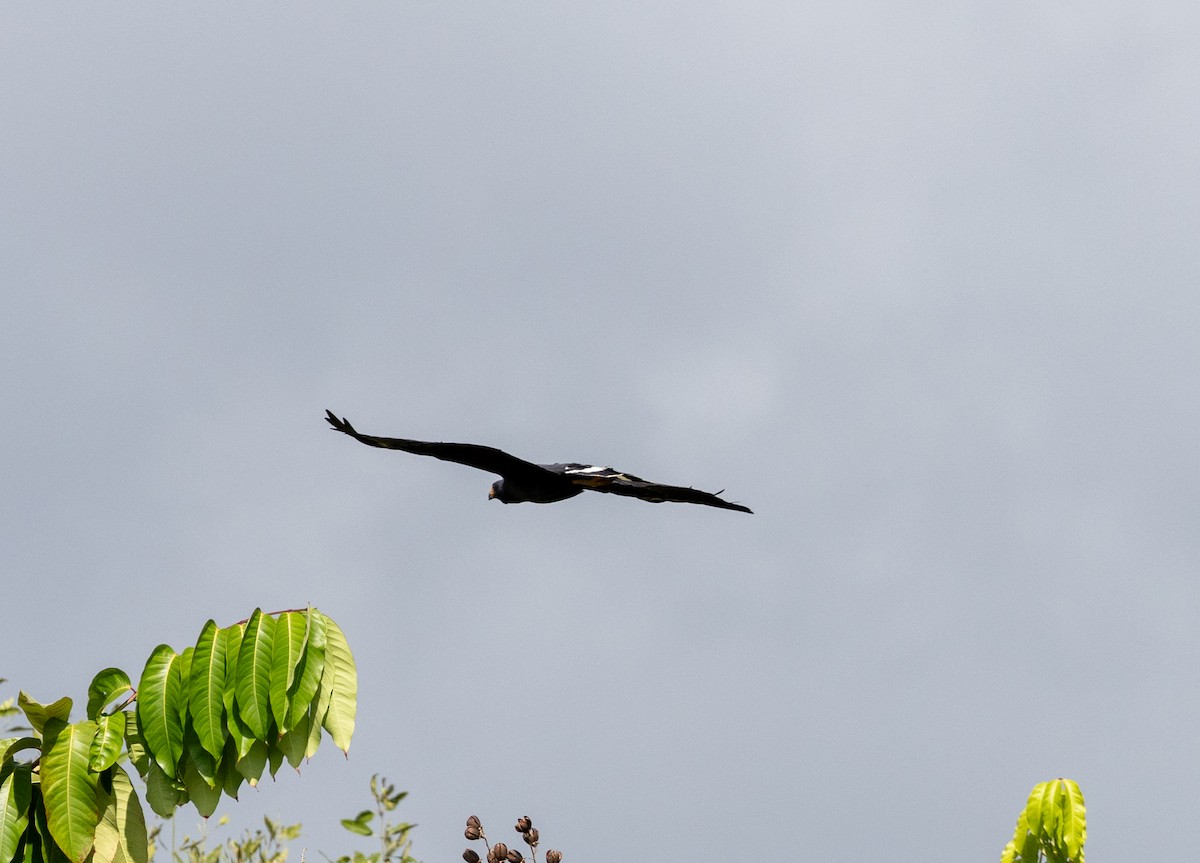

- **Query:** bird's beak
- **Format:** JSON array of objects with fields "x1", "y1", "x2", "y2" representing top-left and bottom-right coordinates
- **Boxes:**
[{"x1": 488, "y1": 487, "x2": 496, "y2": 500}]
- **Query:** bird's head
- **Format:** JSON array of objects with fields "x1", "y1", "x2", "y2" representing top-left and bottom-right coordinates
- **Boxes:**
[{"x1": 488, "y1": 479, "x2": 510, "y2": 503}]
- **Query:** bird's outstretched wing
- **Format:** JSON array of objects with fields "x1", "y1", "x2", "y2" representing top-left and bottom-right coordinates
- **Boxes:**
[
  {"x1": 557, "y1": 464, "x2": 753, "y2": 513},
  {"x1": 325, "y1": 410, "x2": 552, "y2": 481}
]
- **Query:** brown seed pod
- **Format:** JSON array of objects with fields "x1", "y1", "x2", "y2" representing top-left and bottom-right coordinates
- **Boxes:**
[
  {"x1": 523, "y1": 828, "x2": 539, "y2": 847},
  {"x1": 463, "y1": 851, "x2": 481, "y2": 863},
  {"x1": 515, "y1": 817, "x2": 532, "y2": 833},
  {"x1": 545, "y1": 850, "x2": 562, "y2": 863},
  {"x1": 506, "y1": 851, "x2": 523, "y2": 863},
  {"x1": 488, "y1": 843, "x2": 509, "y2": 863}
]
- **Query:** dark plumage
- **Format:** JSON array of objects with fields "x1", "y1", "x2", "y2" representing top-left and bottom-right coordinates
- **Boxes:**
[{"x1": 325, "y1": 410, "x2": 752, "y2": 514}]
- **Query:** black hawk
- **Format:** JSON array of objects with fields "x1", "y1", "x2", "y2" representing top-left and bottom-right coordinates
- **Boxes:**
[{"x1": 325, "y1": 410, "x2": 752, "y2": 514}]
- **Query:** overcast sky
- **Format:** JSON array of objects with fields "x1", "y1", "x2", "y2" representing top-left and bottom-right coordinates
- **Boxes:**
[{"x1": 3, "y1": 3, "x2": 1199, "y2": 860}]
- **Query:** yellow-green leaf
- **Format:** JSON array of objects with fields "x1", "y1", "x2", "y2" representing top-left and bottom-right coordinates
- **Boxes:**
[
  {"x1": 17, "y1": 693, "x2": 72, "y2": 735},
  {"x1": 91, "y1": 767, "x2": 144, "y2": 863},
  {"x1": 1054, "y1": 779, "x2": 1086, "y2": 861},
  {"x1": 234, "y1": 610, "x2": 275, "y2": 740},
  {"x1": 41, "y1": 719, "x2": 101, "y2": 863},
  {"x1": 319, "y1": 617, "x2": 357, "y2": 754},
  {"x1": 135, "y1": 646, "x2": 184, "y2": 776},
  {"x1": 188, "y1": 620, "x2": 227, "y2": 761},
  {"x1": 89, "y1": 713, "x2": 127, "y2": 773}
]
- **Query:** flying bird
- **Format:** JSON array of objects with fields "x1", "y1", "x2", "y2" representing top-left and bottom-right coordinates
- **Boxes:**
[{"x1": 325, "y1": 410, "x2": 752, "y2": 513}]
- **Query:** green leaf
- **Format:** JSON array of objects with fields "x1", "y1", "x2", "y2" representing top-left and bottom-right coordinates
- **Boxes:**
[
  {"x1": 86, "y1": 670, "x2": 132, "y2": 721},
  {"x1": 318, "y1": 617, "x2": 357, "y2": 754},
  {"x1": 277, "y1": 715, "x2": 309, "y2": 770},
  {"x1": 183, "y1": 732, "x2": 217, "y2": 789},
  {"x1": 188, "y1": 620, "x2": 228, "y2": 761},
  {"x1": 17, "y1": 694, "x2": 72, "y2": 735},
  {"x1": 234, "y1": 610, "x2": 276, "y2": 740},
  {"x1": 142, "y1": 761, "x2": 184, "y2": 820},
  {"x1": 41, "y1": 719, "x2": 102, "y2": 863},
  {"x1": 135, "y1": 646, "x2": 185, "y2": 776},
  {"x1": 180, "y1": 752, "x2": 221, "y2": 820},
  {"x1": 89, "y1": 713, "x2": 127, "y2": 773},
  {"x1": 286, "y1": 611, "x2": 327, "y2": 730},
  {"x1": 0, "y1": 763, "x2": 33, "y2": 863},
  {"x1": 234, "y1": 740, "x2": 267, "y2": 787},
  {"x1": 266, "y1": 740, "x2": 284, "y2": 779},
  {"x1": 339, "y1": 818, "x2": 373, "y2": 837},
  {"x1": 90, "y1": 766, "x2": 146, "y2": 863},
  {"x1": 268, "y1": 612, "x2": 307, "y2": 733},
  {"x1": 218, "y1": 738, "x2": 244, "y2": 801},
  {"x1": 218, "y1": 625, "x2": 245, "y2": 718}
]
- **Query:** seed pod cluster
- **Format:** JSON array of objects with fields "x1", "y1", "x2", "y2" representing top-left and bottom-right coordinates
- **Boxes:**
[{"x1": 462, "y1": 813, "x2": 562, "y2": 863}]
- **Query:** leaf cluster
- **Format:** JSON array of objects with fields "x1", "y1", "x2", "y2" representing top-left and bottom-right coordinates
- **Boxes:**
[
  {"x1": 0, "y1": 608, "x2": 357, "y2": 863},
  {"x1": 1001, "y1": 778, "x2": 1086, "y2": 863}
]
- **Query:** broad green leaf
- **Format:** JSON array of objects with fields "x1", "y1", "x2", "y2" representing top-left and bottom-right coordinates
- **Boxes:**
[
  {"x1": 110, "y1": 767, "x2": 146, "y2": 863},
  {"x1": 226, "y1": 703, "x2": 256, "y2": 761},
  {"x1": 268, "y1": 612, "x2": 307, "y2": 733},
  {"x1": 266, "y1": 739, "x2": 284, "y2": 779},
  {"x1": 234, "y1": 610, "x2": 275, "y2": 739},
  {"x1": 89, "y1": 713, "x2": 127, "y2": 773},
  {"x1": 234, "y1": 740, "x2": 267, "y2": 787},
  {"x1": 219, "y1": 738, "x2": 244, "y2": 801},
  {"x1": 219, "y1": 625, "x2": 245, "y2": 717},
  {"x1": 183, "y1": 732, "x2": 217, "y2": 789},
  {"x1": 188, "y1": 620, "x2": 228, "y2": 760},
  {"x1": 1054, "y1": 779, "x2": 1086, "y2": 862},
  {"x1": 286, "y1": 611, "x2": 327, "y2": 729},
  {"x1": 0, "y1": 764, "x2": 33, "y2": 863},
  {"x1": 91, "y1": 783, "x2": 121, "y2": 863},
  {"x1": 142, "y1": 761, "x2": 184, "y2": 820},
  {"x1": 180, "y1": 753, "x2": 220, "y2": 819},
  {"x1": 135, "y1": 646, "x2": 184, "y2": 776},
  {"x1": 86, "y1": 670, "x2": 132, "y2": 721},
  {"x1": 17, "y1": 694, "x2": 72, "y2": 735},
  {"x1": 41, "y1": 719, "x2": 101, "y2": 863},
  {"x1": 278, "y1": 715, "x2": 310, "y2": 769},
  {"x1": 319, "y1": 617, "x2": 357, "y2": 754},
  {"x1": 92, "y1": 771, "x2": 146, "y2": 863}
]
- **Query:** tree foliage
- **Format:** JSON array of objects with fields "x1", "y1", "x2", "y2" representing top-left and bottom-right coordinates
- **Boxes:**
[
  {"x1": 1001, "y1": 778, "x2": 1086, "y2": 863},
  {"x1": 1, "y1": 608, "x2": 356, "y2": 863}
]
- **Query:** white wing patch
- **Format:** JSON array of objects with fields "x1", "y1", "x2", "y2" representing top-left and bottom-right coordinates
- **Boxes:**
[{"x1": 561, "y1": 463, "x2": 645, "y2": 484}]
